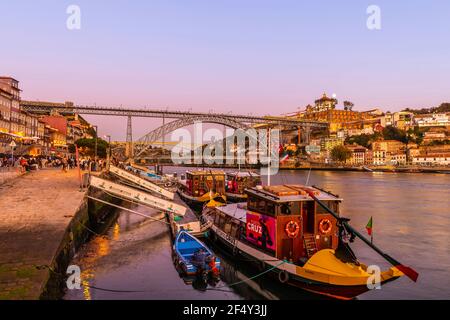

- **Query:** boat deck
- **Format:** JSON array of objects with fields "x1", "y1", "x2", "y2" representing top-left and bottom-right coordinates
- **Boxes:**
[
  {"x1": 247, "y1": 185, "x2": 342, "y2": 202},
  {"x1": 216, "y1": 203, "x2": 247, "y2": 223}
]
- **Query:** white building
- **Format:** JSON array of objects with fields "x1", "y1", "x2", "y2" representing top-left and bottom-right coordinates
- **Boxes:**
[
  {"x1": 412, "y1": 154, "x2": 450, "y2": 166},
  {"x1": 414, "y1": 113, "x2": 449, "y2": 127}
]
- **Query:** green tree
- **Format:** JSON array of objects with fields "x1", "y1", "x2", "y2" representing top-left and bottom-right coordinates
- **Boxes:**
[
  {"x1": 74, "y1": 138, "x2": 109, "y2": 158},
  {"x1": 330, "y1": 145, "x2": 352, "y2": 163},
  {"x1": 382, "y1": 126, "x2": 408, "y2": 143},
  {"x1": 343, "y1": 101, "x2": 354, "y2": 111}
]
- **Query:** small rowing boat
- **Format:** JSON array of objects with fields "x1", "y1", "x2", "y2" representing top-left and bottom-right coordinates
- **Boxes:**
[{"x1": 173, "y1": 230, "x2": 220, "y2": 277}]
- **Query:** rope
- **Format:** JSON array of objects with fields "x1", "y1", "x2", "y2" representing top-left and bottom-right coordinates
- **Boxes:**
[
  {"x1": 213, "y1": 260, "x2": 287, "y2": 289},
  {"x1": 79, "y1": 260, "x2": 287, "y2": 294},
  {"x1": 75, "y1": 217, "x2": 168, "y2": 243},
  {"x1": 86, "y1": 195, "x2": 170, "y2": 225}
]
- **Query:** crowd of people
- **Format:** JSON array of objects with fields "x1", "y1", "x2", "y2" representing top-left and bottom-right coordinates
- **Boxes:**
[{"x1": 0, "y1": 154, "x2": 115, "y2": 173}]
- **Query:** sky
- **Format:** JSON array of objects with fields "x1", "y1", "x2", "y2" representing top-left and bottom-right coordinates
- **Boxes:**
[{"x1": 1, "y1": 0, "x2": 449, "y2": 140}]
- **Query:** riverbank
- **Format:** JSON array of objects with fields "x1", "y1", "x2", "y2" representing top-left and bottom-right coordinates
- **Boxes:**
[
  {"x1": 138, "y1": 159, "x2": 450, "y2": 174},
  {"x1": 0, "y1": 169, "x2": 88, "y2": 300},
  {"x1": 279, "y1": 165, "x2": 450, "y2": 174}
]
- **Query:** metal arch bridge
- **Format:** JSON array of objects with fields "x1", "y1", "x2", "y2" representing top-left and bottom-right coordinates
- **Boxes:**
[
  {"x1": 20, "y1": 101, "x2": 328, "y2": 158},
  {"x1": 19, "y1": 102, "x2": 328, "y2": 128},
  {"x1": 134, "y1": 115, "x2": 253, "y2": 158}
]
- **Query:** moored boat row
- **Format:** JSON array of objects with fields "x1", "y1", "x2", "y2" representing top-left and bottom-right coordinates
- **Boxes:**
[{"x1": 199, "y1": 184, "x2": 409, "y2": 299}]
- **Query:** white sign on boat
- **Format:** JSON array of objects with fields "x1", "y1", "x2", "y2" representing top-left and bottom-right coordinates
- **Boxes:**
[
  {"x1": 90, "y1": 176, "x2": 186, "y2": 216},
  {"x1": 109, "y1": 165, "x2": 174, "y2": 200}
]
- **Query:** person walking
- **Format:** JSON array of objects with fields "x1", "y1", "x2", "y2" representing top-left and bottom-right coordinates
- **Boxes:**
[{"x1": 62, "y1": 157, "x2": 68, "y2": 173}]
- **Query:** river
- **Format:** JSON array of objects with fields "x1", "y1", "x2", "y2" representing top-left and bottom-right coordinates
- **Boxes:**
[{"x1": 64, "y1": 169, "x2": 450, "y2": 300}]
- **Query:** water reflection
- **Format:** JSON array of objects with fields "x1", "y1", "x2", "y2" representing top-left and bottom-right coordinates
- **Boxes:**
[{"x1": 65, "y1": 169, "x2": 450, "y2": 300}]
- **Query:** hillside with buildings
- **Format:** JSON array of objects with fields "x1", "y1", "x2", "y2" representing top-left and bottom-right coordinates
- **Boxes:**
[
  {"x1": 1, "y1": 75, "x2": 449, "y2": 169},
  {"x1": 280, "y1": 93, "x2": 450, "y2": 168}
]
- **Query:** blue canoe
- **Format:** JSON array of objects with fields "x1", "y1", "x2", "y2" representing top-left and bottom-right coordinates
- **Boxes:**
[{"x1": 173, "y1": 231, "x2": 220, "y2": 276}]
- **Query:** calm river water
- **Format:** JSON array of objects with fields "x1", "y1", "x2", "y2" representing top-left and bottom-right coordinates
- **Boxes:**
[{"x1": 64, "y1": 169, "x2": 450, "y2": 300}]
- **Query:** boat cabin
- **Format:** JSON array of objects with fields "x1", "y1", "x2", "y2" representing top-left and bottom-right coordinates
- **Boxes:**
[
  {"x1": 225, "y1": 172, "x2": 261, "y2": 195},
  {"x1": 183, "y1": 170, "x2": 226, "y2": 197},
  {"x1": 208, "y1": 184, "x2": 342, "y2": 265}
]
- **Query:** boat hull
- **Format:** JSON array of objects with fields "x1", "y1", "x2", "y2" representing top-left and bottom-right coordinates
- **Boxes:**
[
  {"x1": 207, "y1": 227, "x2": 399, "y2": 300},
  {"x1": 225, "y1": 192, "x2": 247, "y2": 203},
  {"x1": 177, "y1": 190, "x2": 207, "y2": 212}
]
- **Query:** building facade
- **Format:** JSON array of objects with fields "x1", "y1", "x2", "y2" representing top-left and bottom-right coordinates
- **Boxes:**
[{"x1": 414, "y1": 113, "x2": 450, "y2": 127}]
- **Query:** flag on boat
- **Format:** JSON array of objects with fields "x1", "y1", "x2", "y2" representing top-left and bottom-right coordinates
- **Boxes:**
[
  {"x1": 366, "y1": 216, "x2": 373, "y2": 236},
  {"x1": 279, "y1": 145, "x2": 289, "y2": 163}
]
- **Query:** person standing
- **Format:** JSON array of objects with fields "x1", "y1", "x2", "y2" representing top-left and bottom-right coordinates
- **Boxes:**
[{"x1": 62, "y1": 157, "x2": 68, "y2": 173}]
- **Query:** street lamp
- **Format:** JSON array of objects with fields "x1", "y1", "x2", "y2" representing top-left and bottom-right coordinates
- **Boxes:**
[
  {"x1": 92, "y1": 125, "x2": 98, "y2": 171},
  {"x1": 104, "y1": 134, "x2": 111, "y2": 170},
  {"x1": 9, "y1": 140, "x2": 16, "y2": 167}
]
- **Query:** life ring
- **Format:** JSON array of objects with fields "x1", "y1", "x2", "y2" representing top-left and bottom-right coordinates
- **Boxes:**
[
  {"x1": 278, "y1": 270, "x2": 289, "y2": 283},
  {"x1": 319, "y1": 218, "x2": 332, "y2": 235},
  {"x1": 285, "y1": 220, "x2": 300, "y2": 239}
]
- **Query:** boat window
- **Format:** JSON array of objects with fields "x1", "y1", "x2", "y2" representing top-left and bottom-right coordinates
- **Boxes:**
[
  {"x1": 218, "y1": 214, "x2": 226, "y2": 229},
  {"x1": 266, "y1": 201, "x2": 276, "y2": 215},
  {"x1": 214, "y1": 212, "x2": 221, "y2": 225},
  {"x1": 316, "y1": 201, "x2": 332, "y2": 214},
  {"x1": 230, "y1": 223, "x2": 238, "y2": 238},
  {"x1": 224, "y1": 220, "x2": 232, "y2": 234},
  {"x1": 280, "y1": 202, "x2": 292, "y2": 215},
  {"x1": 257, "y1": 199, "x2": 266, "y2": 213},
  {"x1": 248, "y1": 196, "x2": 258, "y2": 211}
]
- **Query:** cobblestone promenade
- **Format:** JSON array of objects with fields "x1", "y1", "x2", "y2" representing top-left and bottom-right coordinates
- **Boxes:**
[{"x1": 0, "y1": 169, "x2": 85, "y2": 299}]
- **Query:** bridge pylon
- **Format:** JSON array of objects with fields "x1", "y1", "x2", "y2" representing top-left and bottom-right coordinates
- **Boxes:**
[{"x1": 125, "y1": 115, "x2": 133, "y2": 158}]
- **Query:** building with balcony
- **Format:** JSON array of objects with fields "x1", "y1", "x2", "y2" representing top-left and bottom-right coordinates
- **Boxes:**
[
  {"x1": 380, "y1": 111, "x2": 414, "y2": 129},
  {"x1": 414, "y1": 113, "x2": 450, "y2": 127},
  {"x1": 345, "y1": 144, "x2": 368, "y2": 165},
  {"x1": 412, "y1": 153, "x2": 450, "y2": 166}
]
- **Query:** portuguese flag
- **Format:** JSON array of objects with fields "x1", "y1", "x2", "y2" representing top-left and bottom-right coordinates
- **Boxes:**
[{"x1": 366, "y1": 217, "x2": 373, "y2": 236}]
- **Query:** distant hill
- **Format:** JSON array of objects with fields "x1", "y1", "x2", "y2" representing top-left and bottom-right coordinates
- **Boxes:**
[{"x1": 403, "y1": 102, "x2": 450, "y2": 114}]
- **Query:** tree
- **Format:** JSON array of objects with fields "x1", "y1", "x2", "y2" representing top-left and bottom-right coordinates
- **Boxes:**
[
  {"x1": 382, "y1": 126, "x2": 408, "y2": 143},
  {"x1": 343, "y1": 101, "x2": 354, "y2": 111},
  {"x1": 345, "y1": 132, "x2": 382, "y2": 148},
  {"x1": 330, "y1": 145, "x2": 352, "y2": 163},
  {"x1": 406, "y1": 126, "x2": 425, "y2": 146},
  {"x1": 74, "y1": 138, "x2": 109, "y2": 158}
]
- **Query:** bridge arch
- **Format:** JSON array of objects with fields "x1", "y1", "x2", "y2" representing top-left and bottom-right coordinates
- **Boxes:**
[{"x1": 134, "y1": 115, "x2": 251, "y2": 158}]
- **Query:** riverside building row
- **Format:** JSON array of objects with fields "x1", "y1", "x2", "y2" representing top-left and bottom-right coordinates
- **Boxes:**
[{"x1": 0, "y1": 76, "x2": 93, "y2": 157}]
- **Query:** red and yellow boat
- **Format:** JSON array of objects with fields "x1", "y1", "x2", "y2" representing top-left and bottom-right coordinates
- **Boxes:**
[
  {"x1": 202, "y1": 184, "x2": 417, "y2": 299},
  {"x1": 177, "y1": 170, "x2": 227, "y2": 211}
]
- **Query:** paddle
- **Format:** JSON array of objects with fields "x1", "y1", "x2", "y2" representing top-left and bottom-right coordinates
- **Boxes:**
[{"x1": 304, "y1": 189, "x2": 419, "y2": 282}]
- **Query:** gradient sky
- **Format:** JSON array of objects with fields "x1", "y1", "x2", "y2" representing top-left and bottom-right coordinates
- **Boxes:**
[{"x1": 1, "y1": 1, "x2": 449, "y2": 140}]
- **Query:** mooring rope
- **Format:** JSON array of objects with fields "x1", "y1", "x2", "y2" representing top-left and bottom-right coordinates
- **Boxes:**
[
  {"x1": 79, "y1": 260, "x2": 287, "y2": 294},
  {"x1": 86, "y1": 195, "x2": 170, "y2": 225},
  {"x1": 213, "y1": 260, "x2": 287, "y2": 289}
]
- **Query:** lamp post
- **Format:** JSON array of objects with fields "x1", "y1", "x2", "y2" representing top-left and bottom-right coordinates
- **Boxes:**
[
  {"x1": 92, "y1": 125, "x2": 98, "y2": 171},
  {"x1": 10, "y1": 140, "x2": 16, "y2": 167},
  {"x1": 104, "y1": 134, "x2": 111, "y2": 170}
]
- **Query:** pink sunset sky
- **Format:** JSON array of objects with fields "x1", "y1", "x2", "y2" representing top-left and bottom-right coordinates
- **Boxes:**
[{"x1": 1, "y1": 1, "x2": 449, "y2": 140}]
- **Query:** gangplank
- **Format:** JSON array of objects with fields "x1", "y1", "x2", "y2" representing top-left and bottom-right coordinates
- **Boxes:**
[
  {"x1": 108, "y1": 165, "x2": 174, "y2": 200},
  {"x1": 89, "y1": 175, "x2": 186, "y2": 216}
]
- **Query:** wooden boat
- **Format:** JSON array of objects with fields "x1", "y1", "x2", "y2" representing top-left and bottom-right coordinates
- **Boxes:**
[
  {"x1": 173, "y1": 230, "x2": 220, "y2": 277},
  {"x1": 202, "y1": 184, "x2": 417, "y2": 300},
  {"x1": 177, "y1": 170, "x2": 227, "y2": 211},
  {"x1": 225, "y1": 171, "x2": 261, "y2": 203}
]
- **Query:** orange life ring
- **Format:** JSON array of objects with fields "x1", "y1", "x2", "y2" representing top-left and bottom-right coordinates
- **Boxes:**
[
  {"x1": 285, "y1": 220, "x2": 300, "y2": 239},
  {"x1": 319, "y1": 218, "x2": 332, "y2": 235}
]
